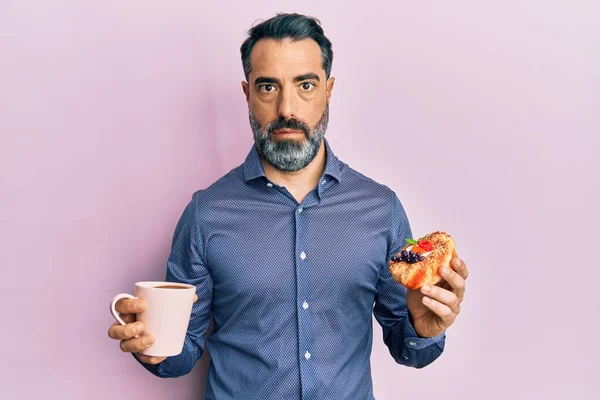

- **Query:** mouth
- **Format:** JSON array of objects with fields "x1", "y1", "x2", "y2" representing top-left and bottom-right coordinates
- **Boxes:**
[{"x1": 273, "y1": 129, "x2": 304, "y2": 135}]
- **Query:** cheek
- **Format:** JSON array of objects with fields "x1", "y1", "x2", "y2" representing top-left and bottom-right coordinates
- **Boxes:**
[
  {"x1": 250, "y1": 102, "x2": 277, "y2": 126},
  {"x1": 303, "y1": 99, "x2": 327, "y2": 125}
]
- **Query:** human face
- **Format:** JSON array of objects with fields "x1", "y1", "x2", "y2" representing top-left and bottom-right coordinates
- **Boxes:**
[{"x1": 242, "y1": 38, "x2": 335, "y2": 172}]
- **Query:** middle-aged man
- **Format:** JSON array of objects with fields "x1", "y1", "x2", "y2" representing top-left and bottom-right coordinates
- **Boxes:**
[{"x1": 108, "y1": 12, "x2": 469, "y2": 399}]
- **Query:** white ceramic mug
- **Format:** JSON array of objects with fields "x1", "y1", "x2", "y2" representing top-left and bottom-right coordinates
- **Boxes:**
[{"x1": 110, "y1": 281, "x2": 196, "y2": 357}]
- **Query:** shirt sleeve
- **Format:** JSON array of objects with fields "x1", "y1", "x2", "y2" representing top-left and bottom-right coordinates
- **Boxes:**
[
  {"x1": 134, "y1": 194, "x2": 213, "y2": 378},
  {"x1": 372, "y1": 194, "x2": 445, "y2": 368}
]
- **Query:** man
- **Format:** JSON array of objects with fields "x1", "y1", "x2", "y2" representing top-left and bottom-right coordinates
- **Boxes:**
[{"x1": 108, "y1": 13, "x2": 468, "y2": 399}]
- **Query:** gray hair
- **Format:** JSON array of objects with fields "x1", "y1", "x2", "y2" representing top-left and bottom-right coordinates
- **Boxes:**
[{"x1": 240, "y1": 13, "x2": 334, "y2": 81}]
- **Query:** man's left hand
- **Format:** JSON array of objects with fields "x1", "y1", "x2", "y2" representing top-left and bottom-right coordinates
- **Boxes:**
[{"x1": 406, "y1": 256, "x2": 469, "y2": 338}]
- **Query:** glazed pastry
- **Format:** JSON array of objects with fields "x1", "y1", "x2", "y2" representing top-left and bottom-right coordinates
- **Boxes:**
[{"x1": 389, "y1": 231, "x2": 457, "y2": 290}]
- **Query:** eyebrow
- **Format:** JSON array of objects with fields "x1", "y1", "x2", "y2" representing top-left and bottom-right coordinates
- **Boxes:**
[
  {"x1": 293, "y1": 73, "x2": 320, "y2": 82},
  {"x1": 254, "y1": 73, "x2": 321, "y2": 85}
]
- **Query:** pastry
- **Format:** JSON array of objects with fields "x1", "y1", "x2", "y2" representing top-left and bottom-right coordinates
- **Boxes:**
[{"x1": 388, "y1": 231, "x2": 457, "y2": 290}]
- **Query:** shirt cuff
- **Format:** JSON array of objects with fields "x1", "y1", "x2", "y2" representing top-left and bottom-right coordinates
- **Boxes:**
[{"x1": 132, "y1": 353, "x2": 173, "y2": 377}]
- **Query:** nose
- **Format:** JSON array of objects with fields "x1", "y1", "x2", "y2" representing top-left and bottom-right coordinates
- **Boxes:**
[{"x1": 277, "y1": 86, "x2": 297, "y2": 120}]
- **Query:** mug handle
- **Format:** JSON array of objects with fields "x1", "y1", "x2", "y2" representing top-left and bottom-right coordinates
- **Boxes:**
[{"x1": 110, "y1": 293, "x2": 137, "y2": 326}]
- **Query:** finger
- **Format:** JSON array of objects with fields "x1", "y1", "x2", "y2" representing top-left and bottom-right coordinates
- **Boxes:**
[
  {"x1": 119, "y1": 334, "x2": 155, "y2": 353},
  {"x1": 422, "y1": 296, "x2": 456, "y2": 328},
  {"x1": 421, "y1": 284, "x2": 460, "y2": 314},
  {"x1": 193, "y1": 294, "x2": 198, "y2": 303},
  {"x1": 108, "y1": 321, "x2": 144, "y2": 340},
  {"x1": 119, "y1": 313, "x2": 136, "y2": 324},
  {"x1": 450, "y1": 257, "x2": 469, "y2": 280},
  {"x1": 439, "y1": 265, "x2": 466, "y2": 300},
  {"x1": 115, "y1": 298, "x2": 146, "y2": 314},
  {"x1": 136, "y1": 354, "x2": 167, "y2": 365}
]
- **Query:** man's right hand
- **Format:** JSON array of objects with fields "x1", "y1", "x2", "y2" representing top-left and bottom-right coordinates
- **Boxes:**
[{"x1": 107, "y1": 294, "x2": 198, "y2": 365}]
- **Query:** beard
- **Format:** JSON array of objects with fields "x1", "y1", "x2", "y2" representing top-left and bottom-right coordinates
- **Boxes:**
[{"x1": 248, "y1": 103, "x2": 329, "y2": 172}]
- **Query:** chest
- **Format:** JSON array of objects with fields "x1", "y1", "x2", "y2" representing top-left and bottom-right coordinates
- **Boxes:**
[{"x1": 203, "y1": 202, "x2": 389, "y2": 306}]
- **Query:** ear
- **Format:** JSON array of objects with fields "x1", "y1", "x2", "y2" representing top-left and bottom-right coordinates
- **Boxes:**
[
  {"x1": 326, "y1": 77, "x2": 335, "y2": 102},
  {"x1": 241, "y1": 81, "x2": 250, "y2": 103}
]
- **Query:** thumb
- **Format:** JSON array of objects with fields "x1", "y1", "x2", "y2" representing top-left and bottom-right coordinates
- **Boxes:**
[
  {"x1": 136, "y1": 353, "x2": 167, "y2": 365},
  {"x1": 193, "y1": 294, "x2": 198, "y2": 303}
]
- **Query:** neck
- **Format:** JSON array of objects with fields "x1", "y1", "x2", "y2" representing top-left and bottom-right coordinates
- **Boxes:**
[{"x1": 260, "y1": 139, "x2": 327, "y2": 191}]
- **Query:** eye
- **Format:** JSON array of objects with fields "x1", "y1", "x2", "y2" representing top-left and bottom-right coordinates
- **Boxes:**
[
  {"x1": 259, "y1": 84, "x2": 276, "y2": 93},
  {"x1": 300, "y1": 82, "x2": 315, "y2": 91}
]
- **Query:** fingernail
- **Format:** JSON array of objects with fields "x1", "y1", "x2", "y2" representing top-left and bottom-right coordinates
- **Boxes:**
[
  {"x1": 452, "y1": 258, "x2": 461, "y2": 267},
  {"x1": 440, "y1": 267, "x2": 449, "y2": 276},
  {"x1": 422, "y1": 296, "x2": 431, "y2": 304},
  {"x1": 133, "y1": 324, "x2": 142, "y2": 334},
  {"x1": 421, "y1": 285, "x2": 431, "y2": 293},
  {"x1": 143, "y1": 335, "x2": 155, "y2": 345}
]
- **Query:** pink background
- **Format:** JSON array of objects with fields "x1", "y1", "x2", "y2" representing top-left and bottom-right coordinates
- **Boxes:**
[{"x1": 1, "y1": 1, "x2": 598, "y2": 399}]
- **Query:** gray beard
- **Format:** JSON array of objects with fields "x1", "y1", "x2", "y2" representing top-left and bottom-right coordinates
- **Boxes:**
[{"x1": 248, "y1": 104, "x2": 329, "y2": 172}]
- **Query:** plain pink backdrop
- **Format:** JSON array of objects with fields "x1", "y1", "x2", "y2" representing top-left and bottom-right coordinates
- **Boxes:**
[{"x1": 1, "y1": 1, "x2": 598, "y2": 399}]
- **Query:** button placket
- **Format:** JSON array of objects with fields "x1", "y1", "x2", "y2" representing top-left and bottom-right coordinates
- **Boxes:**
[{"x1": 295, "y1": 202, "x2": 317, "y2": 398}]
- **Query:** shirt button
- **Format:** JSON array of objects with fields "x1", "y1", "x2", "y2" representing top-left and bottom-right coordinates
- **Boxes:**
[
  {"x1": 266, "y1": 182, "x2": 273, "y2": 188},
  {"x1": 298, "y1": 207, "x2": 303, "y2": 213},
  {"x1": 300, "y1": 251, "x2": 307, "y2": 260},
  {"x1": 320, "y1": 179, "x2": 326, "y2": 185},
  {"x1": 302, "y1": 301, "x2": 309, "y2": 310},
  {"x1": 409, "y1": 341, "x2": 416, "y2": 346},
  {"x1": 304, "y1": 351, "x2": 311, "y2": 360}
]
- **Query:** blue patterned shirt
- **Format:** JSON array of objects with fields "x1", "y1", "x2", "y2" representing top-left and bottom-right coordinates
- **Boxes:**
[{"x1": 137, "y1": 139, "x2": 445, "y2": 399}]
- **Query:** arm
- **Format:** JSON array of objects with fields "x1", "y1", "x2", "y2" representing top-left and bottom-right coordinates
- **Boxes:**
[
  {"x1": 372, "y1": 195, "x2": 445, "y2": 368},
  {"x1": 134, "y1": 194, "x2": 213, "y2": 378}
]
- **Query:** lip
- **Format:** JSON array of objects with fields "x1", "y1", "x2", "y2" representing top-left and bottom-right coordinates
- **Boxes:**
[{"x1": 273, "y1": 129, "x2": 303, "y2": 135}]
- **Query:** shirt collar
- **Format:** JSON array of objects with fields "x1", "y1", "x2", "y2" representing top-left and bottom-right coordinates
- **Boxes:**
[{"x1": 243, "y1": 138, "x2": 342, "y2": 183}]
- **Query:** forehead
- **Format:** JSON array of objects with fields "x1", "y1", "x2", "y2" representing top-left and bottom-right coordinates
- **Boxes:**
[{"x1": 249, "y1": 38, "x2": 324, "y2": 80}]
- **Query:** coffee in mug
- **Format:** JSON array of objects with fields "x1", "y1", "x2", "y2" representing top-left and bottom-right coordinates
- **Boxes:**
[
  {"x1": 155, "y1": 285, "x2": 189, "y2": 290},
  {"x1": 110, "y1": 281, "x2": 196, "y2": 357}
]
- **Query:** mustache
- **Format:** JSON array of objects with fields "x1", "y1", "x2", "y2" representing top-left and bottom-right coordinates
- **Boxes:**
[{"x1": 266, "y1": 117, "x2": 311, "y2": 136}]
